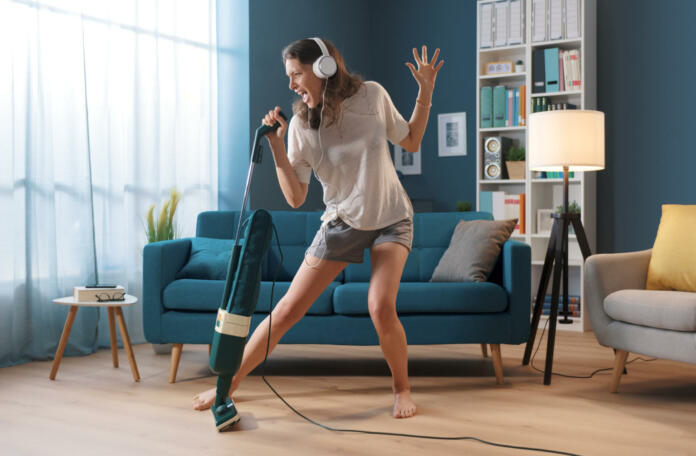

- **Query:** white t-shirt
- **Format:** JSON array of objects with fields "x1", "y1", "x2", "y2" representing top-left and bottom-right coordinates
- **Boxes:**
[{"x1": 287, "y1": 81, "x2": 413, "y2": 230}]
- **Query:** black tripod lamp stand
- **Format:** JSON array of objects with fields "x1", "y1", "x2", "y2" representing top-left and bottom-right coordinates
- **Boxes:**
[{"x1": 521, "y1": 110, "x2": 605, "y2": 385}]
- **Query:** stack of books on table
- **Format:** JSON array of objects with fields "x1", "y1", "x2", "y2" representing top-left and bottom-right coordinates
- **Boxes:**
[
  {"x1": 534, "y1": 294, "x2": 581, "y2": 317},
  {"x1": 73, "y1": 285, "x2": 125, "y2": 303}
]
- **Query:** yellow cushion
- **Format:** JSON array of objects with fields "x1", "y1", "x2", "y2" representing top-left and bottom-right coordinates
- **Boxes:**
[{"x1": 646, "y1": 205, "x2": 696, "y2": 292}]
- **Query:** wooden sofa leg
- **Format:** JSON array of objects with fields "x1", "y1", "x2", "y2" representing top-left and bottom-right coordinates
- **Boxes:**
[
  {"x1": 490, "y1": 344, "x2": 504, "y2": 385},
  {"x1": 480, "y1": 343, "x2": 488, "y2": 358},
  {"x1": 169, "y1": 343, "x2": 183, "y2": 384},
  {"x1": 611, "y1": 349, "x2": 629, "y2": 393}
]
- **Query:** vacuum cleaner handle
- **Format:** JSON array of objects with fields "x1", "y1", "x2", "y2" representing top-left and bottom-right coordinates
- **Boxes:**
[
  {"x1": 256, "y1": 110, "x2": 287, "y2": 137},
  {"x1": 251, "y1": 110, "x2": 287, "y2": 164}
]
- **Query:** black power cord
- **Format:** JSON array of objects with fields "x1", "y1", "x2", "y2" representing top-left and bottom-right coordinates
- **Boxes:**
[
  {"x1": 255, "y1": 222, "x2": 581, "y2": 456},
  {"x1": 530, "y1": 313, "x2": 657, "y2": 379}
]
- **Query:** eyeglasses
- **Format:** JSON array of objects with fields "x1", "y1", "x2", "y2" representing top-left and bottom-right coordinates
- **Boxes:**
[{"x1": 95, "y1": 291, "x2": 125, "y2": 302}]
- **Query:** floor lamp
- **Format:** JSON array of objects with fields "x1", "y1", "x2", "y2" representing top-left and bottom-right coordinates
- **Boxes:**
[{"x1": 521, "y1": 110, "x2": 605, "y2": 385}]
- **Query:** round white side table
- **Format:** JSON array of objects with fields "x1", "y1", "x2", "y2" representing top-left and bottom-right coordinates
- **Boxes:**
[{"x1": 49, "y1": 294, "x2": 140, "y2": 382}]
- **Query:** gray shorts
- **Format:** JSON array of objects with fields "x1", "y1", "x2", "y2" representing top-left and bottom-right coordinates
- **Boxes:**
[{"x1": 306, "y1": 217, "x2": 413, "y2": 263}]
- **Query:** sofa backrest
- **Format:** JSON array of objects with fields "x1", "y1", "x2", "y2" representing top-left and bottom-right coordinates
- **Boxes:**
[
  {"x1": 197, "y1": 210, "x2": 332, "y2": 281},
  {"x1": 196, "y1": 210, "x2": 493, "y2": 283},
  {"x1": 344, "y1": 211, "x2": 494, "y2": 282}
]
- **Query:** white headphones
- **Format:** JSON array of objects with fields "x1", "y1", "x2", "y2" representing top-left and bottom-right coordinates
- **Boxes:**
[{"x1": 310, "y1": 37, "x2": 337, "y2": 79}]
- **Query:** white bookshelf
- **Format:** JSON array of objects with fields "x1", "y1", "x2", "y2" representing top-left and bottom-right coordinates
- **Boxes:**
[{"x1": 476, "y1": 0, "x2": 596, "y2": 332}]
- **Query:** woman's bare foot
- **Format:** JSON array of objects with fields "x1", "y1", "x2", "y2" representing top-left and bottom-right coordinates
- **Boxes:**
[
  {"x1": 192, "y1": 387, "x2": 219, "y2": 411},
  {"x1": 393, "y1": 390, "x2": 417, "y2": 418}
]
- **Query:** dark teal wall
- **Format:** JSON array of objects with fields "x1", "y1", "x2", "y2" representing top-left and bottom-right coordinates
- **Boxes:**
[
  {"x1": 221, "y1": 0, "x2": 696, "y2": 253},
  {"x1": 596, "y1": 0, "x2": 696, "y2": 253},
  {"x1": 247, "y1": 0, "x2": 372, "y2": 212},
  {"x1": 369, "y1": 0, "x2": 477, "y2": 212},
  {"x1": 244, "y1": 0, "x2": 476, "y2": 213}
]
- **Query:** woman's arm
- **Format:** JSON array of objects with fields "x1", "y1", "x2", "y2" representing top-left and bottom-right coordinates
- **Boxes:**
[
  {"x1": 263, "y1": 107, "x2": 308, "y2": 208},
  {"x1": 400, "y1": 46, "x2": 444, "y2": 153}
]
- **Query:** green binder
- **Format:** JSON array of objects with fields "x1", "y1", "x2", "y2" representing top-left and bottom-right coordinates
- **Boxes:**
[
  {"x1": 480, "y1": 87, "x2": 493, "y2": 128},
  {"x1": 493, "y1": 85, "x2": 506, "y2": 128}
]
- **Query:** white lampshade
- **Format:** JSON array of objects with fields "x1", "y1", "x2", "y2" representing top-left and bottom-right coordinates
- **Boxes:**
[{"x1": 528, "y1": 110, "x2": 605, "y2": 171}]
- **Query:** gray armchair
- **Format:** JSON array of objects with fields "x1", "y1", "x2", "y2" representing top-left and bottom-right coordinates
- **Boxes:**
[{"x1": 584, "y1": 249, "x2": 696, "y2": 392}]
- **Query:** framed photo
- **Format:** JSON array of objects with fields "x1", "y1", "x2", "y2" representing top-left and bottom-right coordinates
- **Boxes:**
[
  {"x1": 438, "y1": 112, "x2": 467, "y2": 157},
  {"x1": 537, "y1": 208, "x2": 554, "y2": 234},
  {"x1": 393, "y1": 144, "x2": 421, "y2": 175}
]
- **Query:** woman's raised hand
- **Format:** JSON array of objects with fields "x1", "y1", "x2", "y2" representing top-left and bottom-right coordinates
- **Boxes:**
[
  {"x1": 262, "y1": 106, "x2": 288, "y2": 141},
  {"x1": 405, "y1": 45, "x2": 444, "y2": 94}
]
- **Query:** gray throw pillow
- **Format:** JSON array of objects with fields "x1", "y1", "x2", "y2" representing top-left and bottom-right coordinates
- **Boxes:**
[{"x1": 430, "y1": 219, "x2": 517, "y2": 282}]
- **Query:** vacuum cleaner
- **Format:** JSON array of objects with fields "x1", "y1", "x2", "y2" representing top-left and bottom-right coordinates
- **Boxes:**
[{"x1": 208, "y1": 111, "x2": 287, "y2": 431}]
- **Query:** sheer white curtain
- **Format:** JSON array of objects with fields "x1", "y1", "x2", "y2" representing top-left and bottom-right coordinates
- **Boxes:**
[{"x1": 0, "y1": 0, "x2": 218, "y2": 367}]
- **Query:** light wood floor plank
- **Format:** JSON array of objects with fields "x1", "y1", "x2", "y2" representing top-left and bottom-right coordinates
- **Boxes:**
[{"x1": 2, "y1": 331, "x2": 696, "y2": 455}]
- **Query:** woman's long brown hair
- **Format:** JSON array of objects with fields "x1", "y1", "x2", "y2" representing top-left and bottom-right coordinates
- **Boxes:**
[{"x1": 282, "y1": 38, "x2": 363, "y2": 130}]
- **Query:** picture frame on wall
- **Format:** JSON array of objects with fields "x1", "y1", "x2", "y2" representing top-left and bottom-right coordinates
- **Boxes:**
[
  {"x1": 393, "y1": 144, "x2": 421, "y2": 175},
  {"x1": 438, "y1": 112, "x2": 467, "y2": 157}
]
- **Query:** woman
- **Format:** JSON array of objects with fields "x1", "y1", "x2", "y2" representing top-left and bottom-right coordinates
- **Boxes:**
[{"x1": 194, "y1": 38, "x2": 442, "y2": 419}]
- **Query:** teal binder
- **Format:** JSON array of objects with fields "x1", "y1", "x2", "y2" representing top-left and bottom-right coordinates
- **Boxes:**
[
  {"x1": 480, "y1": 87, "x2": 493, "y2": 128},
  {"x1": 493, "y1": 85, "x2": 506, "y2": 128},
  {"x1": 480, "y1": 191, "x2": 493, "y2": 213},
  {"x1": 544, "y1": 47, "x2": 560, "y2": 93}
]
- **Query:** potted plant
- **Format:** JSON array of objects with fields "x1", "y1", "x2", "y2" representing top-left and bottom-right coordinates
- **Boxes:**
[
  {"x1": 145, "y1": 187, "x2": 181, "y2": 243},
  {"x1": 515, "y1": 59, "x2": 524, "y2": 73},
  {"x1": 456, "y1": 201, "x2": 472, "y2": 212},
  {"x1": 556, "y1": 200, "x2": 581, "y2": 234},
  {"x1": 505, "y1": 145, "x2": 526, "y2": 180}
]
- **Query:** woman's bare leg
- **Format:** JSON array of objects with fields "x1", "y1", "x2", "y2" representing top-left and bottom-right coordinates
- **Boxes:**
[
  {"x1": 368, "y1": 241, "x2": 416, "y2": 418},
  {"x1": 193, "y1": 255, "x2": 347, "y2": 410}
]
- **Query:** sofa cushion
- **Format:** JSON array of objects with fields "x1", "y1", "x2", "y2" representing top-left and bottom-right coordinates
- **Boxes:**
[
  {"x1": 256, "y1": 281, "x2": 339, "y2": 315},
  {"x1": 604, "y1": 289, "x2": 696, "y2": 332},
  {"x1": 333, "y1": 282, "x2": 508, "y2": 315},
  {"x1": 344, "y1": 212, "x2": 495, "y2": 282},
  {"x1": 646, "y1": 204, "x2": 696, "y2": 292},
  {"x1": 175, "y1": 237, "x2": 236, "y2": 280},
  {"x1": 163, "y1": 279, "x2": 339, "y2": 315},
  {"x1": 431, "y1": 219, "x2": 517, "y2": 282}
]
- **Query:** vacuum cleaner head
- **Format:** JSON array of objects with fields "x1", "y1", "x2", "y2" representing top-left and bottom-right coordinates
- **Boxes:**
[{"x1": 213, "y1": 397, "x2": 240, "y2": 431}]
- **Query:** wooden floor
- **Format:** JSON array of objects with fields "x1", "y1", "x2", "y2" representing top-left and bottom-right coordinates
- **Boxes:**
[{"x1": 1, "y1": 331, "x2": 695, "y2": 456}]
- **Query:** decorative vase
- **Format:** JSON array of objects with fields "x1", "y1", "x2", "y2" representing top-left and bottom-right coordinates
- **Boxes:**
[{"x1": 506, "y1": 161, "x2": 526, "y2": 180}]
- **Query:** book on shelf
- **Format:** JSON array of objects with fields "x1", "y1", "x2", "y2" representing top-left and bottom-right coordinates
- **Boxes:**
[
  {"x1": 568, "y1": 49, "x2": 581, "y2": 90},
  {"x1": 530, "y1": 0, "x2": 581, "y2": 42},
  {"x1": 483, "y1": 85, "x2": 526, "y2": 129},
  {"x1": 534, "y1": 295, "x2": 580, "y2": 304},
  {"x1": 480, "y1": 86, "x2": 493, "y2": 128},
  {"x1": 542, "y1": 309, "x2": 581, "y2": 317},
  {"x1": 504, "y1": 193, "x2": 526, "y2": 234},
  {"x1": 532, "y1": 48, "x2": 581, "y2": 95},
  {"x1": 493, "y1": 85, "x2": 506, "y2": 128},
  {"x1": 533, "y1": 171, "x2": 575, "y2": 179},
  {"x1": 542, "y1": 302, "x2": 581, "y2": 311},
  {"x1": 544, "y1": 47, "x2": 560, "y2": 92},
  {"x1": 532, "y1": 48, "x2": 545, "y2": 93},
  {"x1": 532, "y1": 97, "x2": 577, "y2": 112},
  {"x1": 481, "y1": 191, "x2": 524, "y2": 233},
  {"x1": 518, "y1": 85, "x2": 526, "y2": 126},
  {"x1": 480, "y1": 191, "x2": 506, "y2": 221}
]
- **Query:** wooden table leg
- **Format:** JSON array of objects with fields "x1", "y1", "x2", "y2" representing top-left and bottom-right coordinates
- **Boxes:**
[
  {"x1": 490, "y1": 343, "x2": 505, "y2": 385},
  {"x1": 49, "y1": 306, "x2": 78, "y2": 380},
  {"x1": 114, "y1": 306, "x2": 140, "y2": 382},
  {"x1": 107, "y1": 307, "x2": 119, "y2": 368},
  {"x1": 480, "y1": 343, "x2": 488, "y2": 358}
]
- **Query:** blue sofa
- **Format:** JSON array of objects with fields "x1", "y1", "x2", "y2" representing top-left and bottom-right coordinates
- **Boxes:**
[{"x1": 143, "y1": 210, "x2": 531, "y2": 383}]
